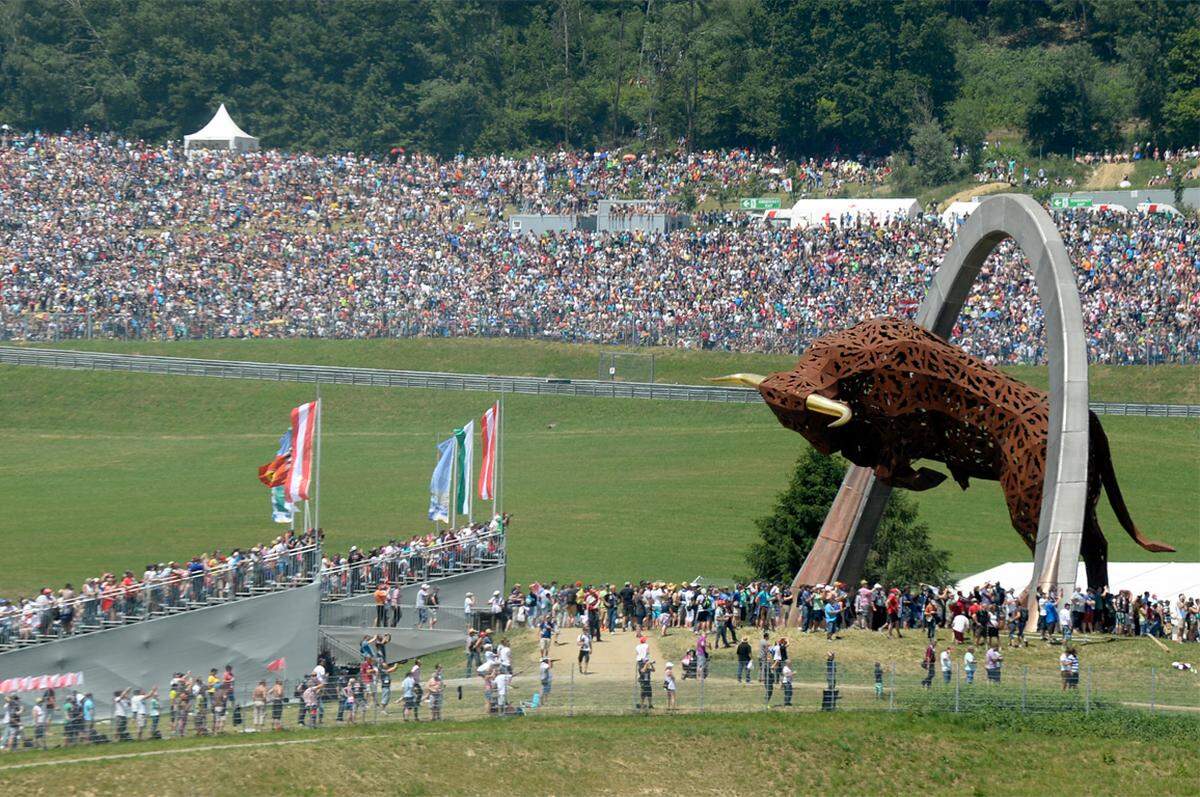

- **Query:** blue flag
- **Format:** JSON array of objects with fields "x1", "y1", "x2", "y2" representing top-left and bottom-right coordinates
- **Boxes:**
[
  {"x1": 429, "y1": 436, "x2": 455, "y2": 523},
  {"x1": 277, "y1": 429, "x2": 293, "y2": 457}
]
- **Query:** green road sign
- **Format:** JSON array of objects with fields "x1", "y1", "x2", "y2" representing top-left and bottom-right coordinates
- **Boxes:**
[
  {"x1": 1051, "y1": 196, "x2": 1067, "y2": 209},
  {"x1": 1067, "y1": 197, "x2": 1093, "y2": 208},
  {"x1": 739, "y1": 197, "x2": 782, "y2": 210}
]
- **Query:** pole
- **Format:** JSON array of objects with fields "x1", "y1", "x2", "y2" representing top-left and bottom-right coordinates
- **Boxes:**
[
  {"x1": 1085, "y1": 664, "x2": 1091, "y2": 715},
  {"x1": 497, "y1": 395, "x2": 504, "y2": 520},
  {"x1": 314, "y1": 388, "x2": 322, "y2": 540},
  {"x1": 1150, "y1": 666, "x2": 1156, "y2": 714},
  {"x1": 449, "y1": 435, "x2": 458, "y2": 529},
  {"x1": 1021, "y1": 666, "x2": 1027, "y2": 714}
]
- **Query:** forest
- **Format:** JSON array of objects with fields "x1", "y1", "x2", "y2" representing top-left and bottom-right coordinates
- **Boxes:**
[{"x1": 0, "y1": 0, "x2": 1196, "y2": 156}]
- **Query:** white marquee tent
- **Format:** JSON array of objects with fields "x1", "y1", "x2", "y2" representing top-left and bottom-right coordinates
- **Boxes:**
[
  {"x1": 184, "y1": 104, "x2": 259, "y2": 153},
  {"x1": 955, "y1": 562, "x2": 1200, "y2": 598},
  {"x1": 763, "y1": 198, "x2": 921, "y2": 229},
  {"x1": 940, "y1": 200, "x2": 981, "y2": 227}
]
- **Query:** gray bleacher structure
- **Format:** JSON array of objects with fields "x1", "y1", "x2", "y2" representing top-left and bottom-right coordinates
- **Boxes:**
[
  {"x1": 509, "y1": 198, "x2": 691, "y2": 236},
  {"x1": 0, "y1": 540, "x2": 505, "y2": 719}
]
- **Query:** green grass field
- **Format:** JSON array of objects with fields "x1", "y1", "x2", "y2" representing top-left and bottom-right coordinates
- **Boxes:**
[
  {"x1": 0, "y1": 710, "x2": 1194, "y2": 796},
  {"x1": 0, "y1": 340, "x2": 1196, "y2": 599}
]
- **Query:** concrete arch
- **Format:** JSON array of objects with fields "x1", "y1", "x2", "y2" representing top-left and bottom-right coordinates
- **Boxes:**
[{"x1": 804, "y1": 194, "x2": 1088, "y2": 607}]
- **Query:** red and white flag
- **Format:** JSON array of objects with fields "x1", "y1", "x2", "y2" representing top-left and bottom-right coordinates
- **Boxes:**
[
  {"x1": 285, "y1": 400, "x2": 319, "y2": 505},
  {"x1": 0, "y1": 672, "x2": 83, "y2": 693},
  {"x1": 478, "y1": 401, "x2": 499, "y2": 501},
  {"x1": 266, "y1": 657, "x2": 287, "y2": 673}
]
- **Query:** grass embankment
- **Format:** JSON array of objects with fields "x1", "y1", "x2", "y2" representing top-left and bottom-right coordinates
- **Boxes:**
[
  {"x1": 0, "y1": 710, "x2": 1194, "y2": 796},
  {"x1": 31, "y1": 337, "x2": 1200, "y2": 404},
  {"x1": 0, "y1": 345, "x2": 1196, "y2": 598}
]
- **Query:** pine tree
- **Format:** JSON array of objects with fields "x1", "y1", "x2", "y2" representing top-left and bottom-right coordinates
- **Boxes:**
[
  {"x1": 745, "y1": 448, "x2": 845, "y2": 583},
  {"x1": 864, "y1": 491, "x2": 951, "y2": 589},
  {"x1": 747, "y1": 449, "x2": 951, "y2": 588}
]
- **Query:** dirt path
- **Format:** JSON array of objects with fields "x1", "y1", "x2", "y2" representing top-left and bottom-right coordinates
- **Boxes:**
[
  {"x1": 536, "y1": 626, "x2": 665, "y2": 679},
  {"x1": 938, "y1": 181, "x2": 1008, "y2": 211},
  {"x1": 1085, "y1": 162, "x2": 1133, "y2": 189}
]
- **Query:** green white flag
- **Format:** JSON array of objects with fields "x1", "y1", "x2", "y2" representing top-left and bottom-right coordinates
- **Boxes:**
[
  {"x1": 454, "y1": 421, "x2": 474, "y2": 519},
  {"x1": 271, "y1": 485, "x2": 294, "y2": 524}
]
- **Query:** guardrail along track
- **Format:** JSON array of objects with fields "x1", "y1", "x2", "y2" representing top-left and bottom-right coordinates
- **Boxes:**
[{"x1": 1, "y1": 346, "x2": 1196, "y2": 416}]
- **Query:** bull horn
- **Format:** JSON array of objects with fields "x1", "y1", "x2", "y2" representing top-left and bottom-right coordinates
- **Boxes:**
[
  {"x1": 806, "y1": 394, "x2": 852, "y2": 428},
  {"x1": 707, "y1": 373, "x2": 765, "y2": 388}
]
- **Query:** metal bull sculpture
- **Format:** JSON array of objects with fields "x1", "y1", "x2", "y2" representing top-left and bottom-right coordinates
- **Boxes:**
[{"x1": 716, "y1": 316, "x2": 1174, "y2": 589}]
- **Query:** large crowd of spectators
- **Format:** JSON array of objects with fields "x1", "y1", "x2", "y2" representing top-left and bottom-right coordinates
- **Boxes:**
[{"x1": 1, "y1": 130, "x2": 1196, "y2": 363}]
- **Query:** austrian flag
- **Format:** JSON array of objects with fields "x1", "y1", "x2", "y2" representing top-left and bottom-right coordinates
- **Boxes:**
[{"x1": 285, "y1": 400, "x2": 319, "y2": 505}]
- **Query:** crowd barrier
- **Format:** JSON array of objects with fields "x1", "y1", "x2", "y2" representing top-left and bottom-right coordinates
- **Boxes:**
[
  {"x1": 1, "y1": 652, "x2": 1193, "y2": 754},
  {"x1": 2, "y1": 346, "x2": 1196, "y2": 416}
]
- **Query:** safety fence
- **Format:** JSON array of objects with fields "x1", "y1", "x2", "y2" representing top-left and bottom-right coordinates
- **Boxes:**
[
  {"x1": 319, "y1": 532, "x2": 506, "y2": 602},
  {"x1": 0, "y1": 656, "x2": 1194, "y2": 754},
  {"x1": 318, "y1": 604, "x2": 472, "y2": 633},
  {"x1": 2, "y1": 346, "x2": 1196, "y2": 416}
]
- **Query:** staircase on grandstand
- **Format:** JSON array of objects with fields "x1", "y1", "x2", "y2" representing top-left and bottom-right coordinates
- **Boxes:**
[{"x1": 0, "y1": 531, "x2": 506, "y2": 656}]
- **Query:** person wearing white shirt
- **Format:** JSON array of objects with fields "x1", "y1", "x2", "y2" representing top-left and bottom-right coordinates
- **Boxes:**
[
  {"x1": 781, "y1": 663, "x2": 794, "y2": 706},
  {"x1": 940, "y1": 648, "x2": 953, "y2": 683},
  {"x1": 635, "y1": 637, "x2": 649, "y2": 676},
  {"x1": 963, "y1": 648, "x2": 977, "y2": 684},
  {"x1": 498, "y1": 641, "x2": 513, "y2": 674},
  {"x1": 495, "y1": 671, "x2": 512, "y2": 709}
]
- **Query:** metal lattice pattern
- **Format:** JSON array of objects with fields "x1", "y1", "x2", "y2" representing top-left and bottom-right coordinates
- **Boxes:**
[{"x1": 758, "y1": 317, "x2": 1173, "y2": 588}]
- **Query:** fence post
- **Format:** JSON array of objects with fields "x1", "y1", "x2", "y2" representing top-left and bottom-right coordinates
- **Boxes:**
[
  {"x1": 954, "y1": 664, "x2": 960, "y2": 713},
  {"x1": 888, "y1": 664, "x2": 895, "y2": 710},
  {"x1": 1021, "y1": 666, "x2": 1027, "y2": 714},
  {"x1": 568, "y1": 663, "x2": 575, "y2": 718},
  {"x1": 1085, "y1": 665, "x2": 1091, "y2": 715},
  {"x1": 698, "y1": 668, "x2": 705, "y2": 713},
  {"x1": 1150, "y1": 666, "x2": 1156, "y2": 714}
]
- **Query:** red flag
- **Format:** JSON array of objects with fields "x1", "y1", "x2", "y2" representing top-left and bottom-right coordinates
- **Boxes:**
[
  {"x1": 286, "y1": 401, "x2": 318, "y2": 504},
  {"x1": 258, "y1": 454, "x2": 291, "y2": 487},
  {"x1": 266, "y1": 657, "x2": 287, "y2": 672},
  {"x1": 479, "y1": 402, "x2": 498, "y2": 500}
]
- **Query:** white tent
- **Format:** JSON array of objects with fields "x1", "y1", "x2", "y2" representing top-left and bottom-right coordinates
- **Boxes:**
[
  {"x1": 184, "y1": 104, "x2": 259, "y2": 153},
  {"x1": 763, "y1": 198, "x2": 921, "y2": 229},
  {"x1": 955, "y1": 562, "x2": 1200, "y2": 598},
  {"x1": 940, "y1": 200, "x2": 981, "y2": 228}
]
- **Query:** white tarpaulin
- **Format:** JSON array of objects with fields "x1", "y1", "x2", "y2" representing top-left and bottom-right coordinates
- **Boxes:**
[
  {"x1": 940, "y1": 200, "x2": 981, "y2": 227},
  {"x1": 763, "y1": 198, "x2": 921, "y2": 229},
  {"x1": 955, "y1": 562, "x2": 1200, "y2": 597},
  {"x1": 184, "y1": 103, "x2": 259, "y2": 153}
]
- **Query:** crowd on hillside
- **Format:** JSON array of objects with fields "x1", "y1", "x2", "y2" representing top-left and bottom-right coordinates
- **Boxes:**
[{"x1": 1, "y1": 130, "x2": 1196, "y2": 363}]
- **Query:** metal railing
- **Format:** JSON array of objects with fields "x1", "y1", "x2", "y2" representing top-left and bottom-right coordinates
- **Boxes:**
[
  {"x1": 319, "y1": 532, "x2": 506, "y2": 602},
  {"x1": 0, "y1": 545, "x2": 320, "y2": 653},
  {"x1": 2, "y1": 346, "x2": 1196, "y2": 416},
  {"x1": 318, "y1": 603, "x2": 471, "y2": 632}
]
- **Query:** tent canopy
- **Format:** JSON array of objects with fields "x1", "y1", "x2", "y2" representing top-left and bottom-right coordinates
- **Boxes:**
[
  {"x1": 184, "y1": 104, "x2": 259, "y2": 153},
  {"x1": 764, "y1": 198, "x2": 921, "y2": 228},
  {"x1": 955, "y1": 562, "x2": 1200, "y2": 598}
]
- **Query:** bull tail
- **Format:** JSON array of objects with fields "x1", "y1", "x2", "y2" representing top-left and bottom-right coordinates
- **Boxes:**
[{"x1": 1092, "y1": 414, "x2": 1176, "y2": 553}]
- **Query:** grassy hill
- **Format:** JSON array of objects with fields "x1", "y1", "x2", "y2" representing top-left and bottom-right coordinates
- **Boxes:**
[
  {"x1": 0, "y1": 339, "x2": 1196, "y2": 598},
  {"x1": 0, "y1": 710, "x2": 1193, "y2": 796}
]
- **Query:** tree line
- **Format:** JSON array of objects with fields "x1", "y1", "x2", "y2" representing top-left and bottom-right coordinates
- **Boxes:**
[{"x1": 0, "y1": 0, "x2": 1196, "y2": 157}]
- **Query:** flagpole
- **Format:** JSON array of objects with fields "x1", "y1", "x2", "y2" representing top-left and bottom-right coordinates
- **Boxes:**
[
  {"x1": 449, "y1": 434, "x2": 458, "y2": 530},
  {"x1": 497, "y1": 395, "x2": 504, "y2": 521},
  {"x1": 314, "y1": 387, "x2": 323, "y2": 558}
]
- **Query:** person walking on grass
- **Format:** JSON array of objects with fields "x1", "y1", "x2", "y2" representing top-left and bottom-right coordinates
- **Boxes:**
[
  {"x1": 985, "y1": 642, "x2": 1003, "y2": 684},
  {"x1": 964, "y1": 647, "x2": 976, "y2": 684},
  {"x1": 637, "y1": 659, "x2": 655, "y2": 710},
  {"x1": 540, "y1": 657, "x2": 553, "y2": 705},
  {"x1": 736, "y1": 638, "x2": 753, "y2": 684},
  {"x1": 781, "y1": 662, "x2": 794, "y2": 707},
  {"x1": 921, "y1": 640, "x2": 936, "y2": 688},
  {"x1": 663, "y1": 663, "x2": 677, "y2": 710},
  {"x1": 577, "y1": 629, "x2": 592, "y2": 675}
]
